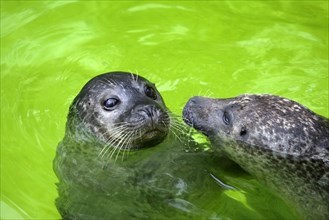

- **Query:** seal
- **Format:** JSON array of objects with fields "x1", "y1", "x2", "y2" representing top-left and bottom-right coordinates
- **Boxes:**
[
  {"x1": 183, "y1": 94, "x2": 329, "y2": 220},
  {"x1": 53, "y1": 72, "x2": 220, "y2": 220},
  {"x1": 53, "y1": 71, "x2": 174, "y2": 218}
]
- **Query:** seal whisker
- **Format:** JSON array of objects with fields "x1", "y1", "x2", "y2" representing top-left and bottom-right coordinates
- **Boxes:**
[
  {"x1": 170, "y1": 118, "x2": 190, "y2": 135},
  {"x1": 99, "y1": 135, "x2": 120, "y2": 158},
  {"x1": 120, "y1": 138, "x2": 132, "y2": 161},
  {"x1": 169, "y1": 116, "x2": 203, "y2": 149},
  {"x1": 108, "y1": 145, "x2": 120, "y2": 161},
  {"x1": 109, "y1": 129, "x2": 134, "y2": 160},
  {"x1": 118, "y1": 131, "x2": 136, "y2": 161},
  {"x1": 168, "y1": 120, "x2": 187, "y2": 144},
  {"x1": 99, "y1": 124, "x2": 126, "y2": 142},
  {"x1": 105, "y1": 127, "x2": 131, "y2": 149},
  {"x1": 99, "y1": 126, "x2": 132, "y2": 158},
  {"x1": 99, "y1": 136, "x2": 121, "y2": 158},
  {"x1": 113, "y1": 130, "x2": 136, "y2": 161}
]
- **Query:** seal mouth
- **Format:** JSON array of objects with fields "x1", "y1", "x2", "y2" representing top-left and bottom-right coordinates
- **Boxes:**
[
  {"x1": 142, "y1": 129, "x2": 162, "y2": 139},
  {"x1": 182, "y1": 105, "x2": 193, "y2": 126},
  {"x1": 131, "y1": 128, "x2": 167, "y2": 149}
]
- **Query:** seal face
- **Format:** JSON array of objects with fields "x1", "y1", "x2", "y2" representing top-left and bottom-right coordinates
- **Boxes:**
[
  {"x1": 67, "y1": 71, "x2": 170, "y2": 151},
  {"x1": 183, "y1": 94, "x2": 329, "y2": 219}
]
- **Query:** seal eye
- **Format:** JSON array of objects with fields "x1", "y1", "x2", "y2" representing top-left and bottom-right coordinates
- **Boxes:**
[
  {"x1": 103, "y1": 98, "x2": 120, "y2": 111},
  {"x1": 144, "y1": 86, "x2": 157, "y2": 100},
  {"x1": 222, "y1": 111, "x2": 231, "y2": 125}
]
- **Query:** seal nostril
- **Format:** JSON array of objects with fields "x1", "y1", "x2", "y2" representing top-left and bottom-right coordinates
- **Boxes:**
[
  {"x1": 146, "y1": 108, "x2": 153, "y2": 117},
  {"x1": 147, "y1": 106, "x2": 156, "y2": 117},
  {"x1": 138, "y1": 106, "x2": 156, "y2": 118}
]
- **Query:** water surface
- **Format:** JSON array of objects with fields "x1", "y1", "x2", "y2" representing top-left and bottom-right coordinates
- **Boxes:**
[{"x1": 1, "y1": 1, "x2": 328, "y2": 219}]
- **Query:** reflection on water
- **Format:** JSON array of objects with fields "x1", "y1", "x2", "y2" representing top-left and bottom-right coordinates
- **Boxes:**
[{"x1": 1, "y1": 1, "x2": 328, "y2": 219}]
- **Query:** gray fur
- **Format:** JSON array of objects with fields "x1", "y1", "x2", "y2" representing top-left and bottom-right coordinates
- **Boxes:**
[
  {"x1": 53, "y1": 72, "x2": 218, "y2": 220},
  {"x1": 54, "y1": 72, "x2": 174, "y2": 219},
  {"x1": 183, "y1": 94, "x2": 329, "y2": 220}
]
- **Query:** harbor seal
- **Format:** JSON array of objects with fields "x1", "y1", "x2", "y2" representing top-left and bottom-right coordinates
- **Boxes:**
[
  {"x1": 53, "y1": 72, "x2": 220, "y2": 219},
  {"x1": 183, "y1": 94, "x2": 329, "y2": 220}
]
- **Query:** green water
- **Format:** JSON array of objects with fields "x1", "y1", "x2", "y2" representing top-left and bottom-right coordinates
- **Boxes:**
[{"x1": 1, "y1": 1, "x2": 328, "y2": 219}]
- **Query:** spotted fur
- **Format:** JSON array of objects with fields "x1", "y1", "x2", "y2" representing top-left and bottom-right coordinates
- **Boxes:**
[{"x1": 183, "y1": 94, "x2": 329, "y2": 220}]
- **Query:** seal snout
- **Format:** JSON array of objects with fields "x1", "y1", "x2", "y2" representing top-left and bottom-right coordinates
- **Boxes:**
[
  {"x1": 182, "y1": 96, "x2": 204, "y2": 127},
  {"x1": 139, "y1": 105, "x2": 155, "y2": 118},
  {"x1": 182, "y1": 99, "x2": 195, "y2": 127},
  {"x1": 133, "y1": 105, "x2": 169, "y2": 148},
  {"x1": 136, "y1": 105, "x2": 160, "y2": 123},
  {"x1": 132, "y1": 105, "x2": 169, "y2": 130},
  {"x1": 183, "y1": 96, "x2": 219, "y2": 137}
]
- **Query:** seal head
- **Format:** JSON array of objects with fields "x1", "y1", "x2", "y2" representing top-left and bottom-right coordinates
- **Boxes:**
[
  {"x1": 67, "y1": 71, "x2": 170, "y2": 151},
  {"x1": 183, "y1": 94, "x2": 329, "y2": 219}
]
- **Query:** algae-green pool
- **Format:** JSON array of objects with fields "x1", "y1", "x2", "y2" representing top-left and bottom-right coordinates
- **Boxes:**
[{"x1": 1, "y1": 1, "x2": 328, "y2": 219}]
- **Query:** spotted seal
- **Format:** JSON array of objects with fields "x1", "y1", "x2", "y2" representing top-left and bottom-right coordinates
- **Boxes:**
[
  {"x1": 53, "y1": 72, "x2": 219, "y2": 219},
  {"x1": 183, "y1": 94, "x2": 329, "y2": 219}
]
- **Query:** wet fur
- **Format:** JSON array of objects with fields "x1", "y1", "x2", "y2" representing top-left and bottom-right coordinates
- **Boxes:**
[{"x1": 183, "y1": 94, "x2": 329, "y2": 219}]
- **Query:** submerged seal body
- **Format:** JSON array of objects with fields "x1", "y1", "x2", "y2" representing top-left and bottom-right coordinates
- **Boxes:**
[
  {"x1": 54, "y1": 72, "x2": 220, "y2": 220},
  {"x1": 54, "y1": 72, "x2": 174, "y2": 219},
  {"x1": 183, "y1": 94, "x2": 329, "y2": 219}
]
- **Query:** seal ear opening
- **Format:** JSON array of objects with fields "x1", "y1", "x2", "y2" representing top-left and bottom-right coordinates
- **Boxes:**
[{"x1": 240, "y1": 127, "x2": 247, "y2": 136}]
